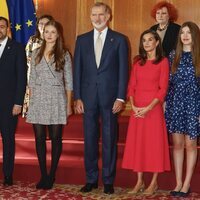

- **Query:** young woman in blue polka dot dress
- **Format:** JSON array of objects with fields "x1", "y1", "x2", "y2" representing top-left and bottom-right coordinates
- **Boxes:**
[{"x1": 165, "y1": 21, "x2": 200, "y2": 197}]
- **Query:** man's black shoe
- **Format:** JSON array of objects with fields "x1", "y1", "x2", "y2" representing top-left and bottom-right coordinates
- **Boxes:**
[
  {"x1": 104, "y1": 184, "x2": 114, "y2": 194},
  {"x1": 3, "y1": 176, "x2": 13, "y2": 186},
  {"x1": 80, "y1": 183, "x2": 98, "y2": 193}
]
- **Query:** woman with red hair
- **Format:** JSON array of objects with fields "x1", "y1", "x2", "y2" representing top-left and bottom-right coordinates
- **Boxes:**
[{"x1": 150, "y1": 1, "x2": 180, "y2": 56}]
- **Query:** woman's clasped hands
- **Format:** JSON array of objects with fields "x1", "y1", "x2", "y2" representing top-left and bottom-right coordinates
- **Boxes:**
[{"x1": 132, "y1": 105, "x2": 151, "y2": 118}]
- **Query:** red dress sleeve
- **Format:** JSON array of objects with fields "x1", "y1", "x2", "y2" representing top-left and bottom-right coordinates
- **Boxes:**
[
  {"x1": 154, "y1": 58, "x2": 169, "y2": 102},
  {"x1": 127, "y1": 63, "x2": 137, "y2": 98}
]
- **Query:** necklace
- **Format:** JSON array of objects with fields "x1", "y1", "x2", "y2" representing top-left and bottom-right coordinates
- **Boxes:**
[{"x1": 157, "y1": 23, "x2": 169, "y2": 31}]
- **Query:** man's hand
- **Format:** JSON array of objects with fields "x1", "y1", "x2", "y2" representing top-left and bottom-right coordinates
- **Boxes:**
[
  {"x1": 112, "y1": 100, "x2": 124, "y2": 114},
  {"x1": 12, "y1": 105, "x2": 22, "y2": 116},
  {"x1": 74, "y1": 99, "x2": 84, "y2": 114}
]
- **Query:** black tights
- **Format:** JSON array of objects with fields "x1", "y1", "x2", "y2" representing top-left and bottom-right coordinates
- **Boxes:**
[{"x1": 33, "y1": 124, "x2": 63, "y2": 179}]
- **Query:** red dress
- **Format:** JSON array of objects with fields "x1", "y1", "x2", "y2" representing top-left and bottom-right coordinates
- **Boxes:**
[{"x1": 122, "y1": 58, "x2": 171, "y2": 172}]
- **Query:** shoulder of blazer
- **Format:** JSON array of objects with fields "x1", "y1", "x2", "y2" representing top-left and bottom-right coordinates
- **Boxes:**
[
  {"x1": 108, "y1": 28, "x2": 122, "y2": 36},
  {"x1": 6, "y1": 38, "x2": 24, "y2": 50},
  {"x1": 77, "y1": 30, "x2": 93, "y2": 40},
  {"x1": 4, "y1": 38, "x2": 13, "y2": 48},
  {"x1": 150, "y1": 24, "x2": 159, "y2": 31},
  {"x1": 167, "y1": 22, "x2": 181, "y2": 32},
  {"x1": 107, "y1": 28, "x2": 127, "y2": 41},
  {"x1": 150, "y1": 23, "x2": 180, "y2": 32}
]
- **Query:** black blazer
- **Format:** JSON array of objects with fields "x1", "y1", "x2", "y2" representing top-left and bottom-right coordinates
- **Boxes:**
[
  {"x1": 0, "y1": 38, "x2": 27, "y2": 111},
  {"x1": 151, "y1": 22, "x2": 181, "y2": 56}
]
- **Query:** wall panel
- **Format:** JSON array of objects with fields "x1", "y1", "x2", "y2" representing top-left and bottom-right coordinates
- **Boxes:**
[
  {"x1": 173, "y1": 0, "x2": 200, "y2": 25},
  {"x1": 33, "y1": 0, "x2": 200, "y2": 113},
  {"x1": 34, "y1": 0, "x2": 200, "y2": 56},
  {"x1": 34, "y1": 0, "x2": 77, "y2": 51}
]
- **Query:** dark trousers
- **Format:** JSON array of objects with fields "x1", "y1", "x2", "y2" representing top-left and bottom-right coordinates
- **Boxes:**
[
  {"x1": 0, "y1": 112, "x2": 17, "y2": 177},
  {"x1": 83, "y1": 105, "x2": 118, "y2": 184}
]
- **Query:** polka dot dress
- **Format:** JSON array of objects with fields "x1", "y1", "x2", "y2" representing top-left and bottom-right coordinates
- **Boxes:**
[{"x1": 165, "y1": 51, "x2": 200, "y2": 139}]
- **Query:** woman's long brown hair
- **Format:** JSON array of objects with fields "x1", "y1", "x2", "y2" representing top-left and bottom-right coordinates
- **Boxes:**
[
  {"x1": 135, "y1": 29, "x2": 164, "y2": 66},
  {"x1": 35, "y1": 20, "x2": 66, "y2": 71},
  {"x1": 172, "y1": 21, "x2": 200, "y2": 77}
]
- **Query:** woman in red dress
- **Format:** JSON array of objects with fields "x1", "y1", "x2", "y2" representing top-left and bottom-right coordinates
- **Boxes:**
[{"x1": 122, "y1": 29, "x2": 170, "y2": 195}]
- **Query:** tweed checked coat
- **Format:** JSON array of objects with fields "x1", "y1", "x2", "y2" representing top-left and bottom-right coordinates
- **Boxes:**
[{"x1": 26, "y1": 50, "x2": 73, "y2": 125}]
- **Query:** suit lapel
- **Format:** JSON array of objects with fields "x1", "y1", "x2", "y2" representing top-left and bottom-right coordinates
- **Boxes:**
[
  {"x1": 99, "y1": 29, "x2": 114, "y2": 68},
  {"x1": 0, "y1": 38, "x2": 12, "y2": 62},
  {"x1": 162, "y1": 23, "x2": 172, "y2": 47},
  {"x1": 85, "y1": 30, "x2": 97, "y2": 68},
  {"x1": 88, "y1": 30, "x2": 96, "y2": 62}
]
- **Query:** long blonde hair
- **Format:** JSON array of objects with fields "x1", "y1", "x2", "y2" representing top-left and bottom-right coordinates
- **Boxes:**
[{"x1": 172, "y1": 21, "x2": 200, "y2": 77}]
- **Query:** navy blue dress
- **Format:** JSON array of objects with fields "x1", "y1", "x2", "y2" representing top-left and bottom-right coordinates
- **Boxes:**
[{"x1": 165, "y1": 51, "x2": 200, "y2": 139}]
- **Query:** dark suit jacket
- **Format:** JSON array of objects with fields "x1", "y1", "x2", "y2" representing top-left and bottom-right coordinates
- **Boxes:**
[
  {"x1": 151, "y1": 22, "x2": 180, "y2": 56},
  {"x1": 73, "y1": 28, "x2": 128, "y2": 109},
  {"x1": 0, "y1": 38, "x2": 27, "y2": 112}
]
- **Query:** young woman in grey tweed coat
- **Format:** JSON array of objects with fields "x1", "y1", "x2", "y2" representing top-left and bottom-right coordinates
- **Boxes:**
[{"x1": 26, "y1": 20, "x2": 73, "y2": 189}]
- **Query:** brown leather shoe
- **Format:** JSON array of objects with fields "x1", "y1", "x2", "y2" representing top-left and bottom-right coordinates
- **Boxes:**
[
  {"x1": 143, "y1": 184, "x2": 158, "y2": 195},
  {"x1": 128, "y1": 183, "x2": 145, "y2": 194}
]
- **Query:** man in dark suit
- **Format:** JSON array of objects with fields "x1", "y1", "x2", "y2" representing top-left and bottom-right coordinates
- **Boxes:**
[
  {"x1": 0, "y1": 16, "x2": 27, "y2": 186},
  {"x1": 73, "y1": 2, "x2": 128, "y2": 194}
]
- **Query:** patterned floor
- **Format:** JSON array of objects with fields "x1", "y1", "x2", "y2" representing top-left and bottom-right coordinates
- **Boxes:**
[{"x1": 0, "y1": 181, "x2": 199, "y2": 199}]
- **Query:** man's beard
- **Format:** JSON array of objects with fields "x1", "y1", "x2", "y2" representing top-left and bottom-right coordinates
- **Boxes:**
[
  {"x1": 92, "y1": 20, "x2": 107, "y2": 30},
  {"x1": 0, "y1": 32, "x2": 6, "y2": 41}
]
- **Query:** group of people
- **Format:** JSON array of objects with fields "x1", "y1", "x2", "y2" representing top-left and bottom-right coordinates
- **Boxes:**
[
  {"x1": 0, "y1": 0, "x2": 199, "y2": 197},
  {"x1": 0, "y1": 15, "x2": 73, "y2": 190},
  {"x1": 122, "y1": 1, "x2": 200, "y2": 198}
]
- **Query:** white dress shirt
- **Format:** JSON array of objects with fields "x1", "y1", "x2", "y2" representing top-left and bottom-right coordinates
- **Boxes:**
[{"x1": 0, "y1": 36, "x2": 8, "y2": 58}]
